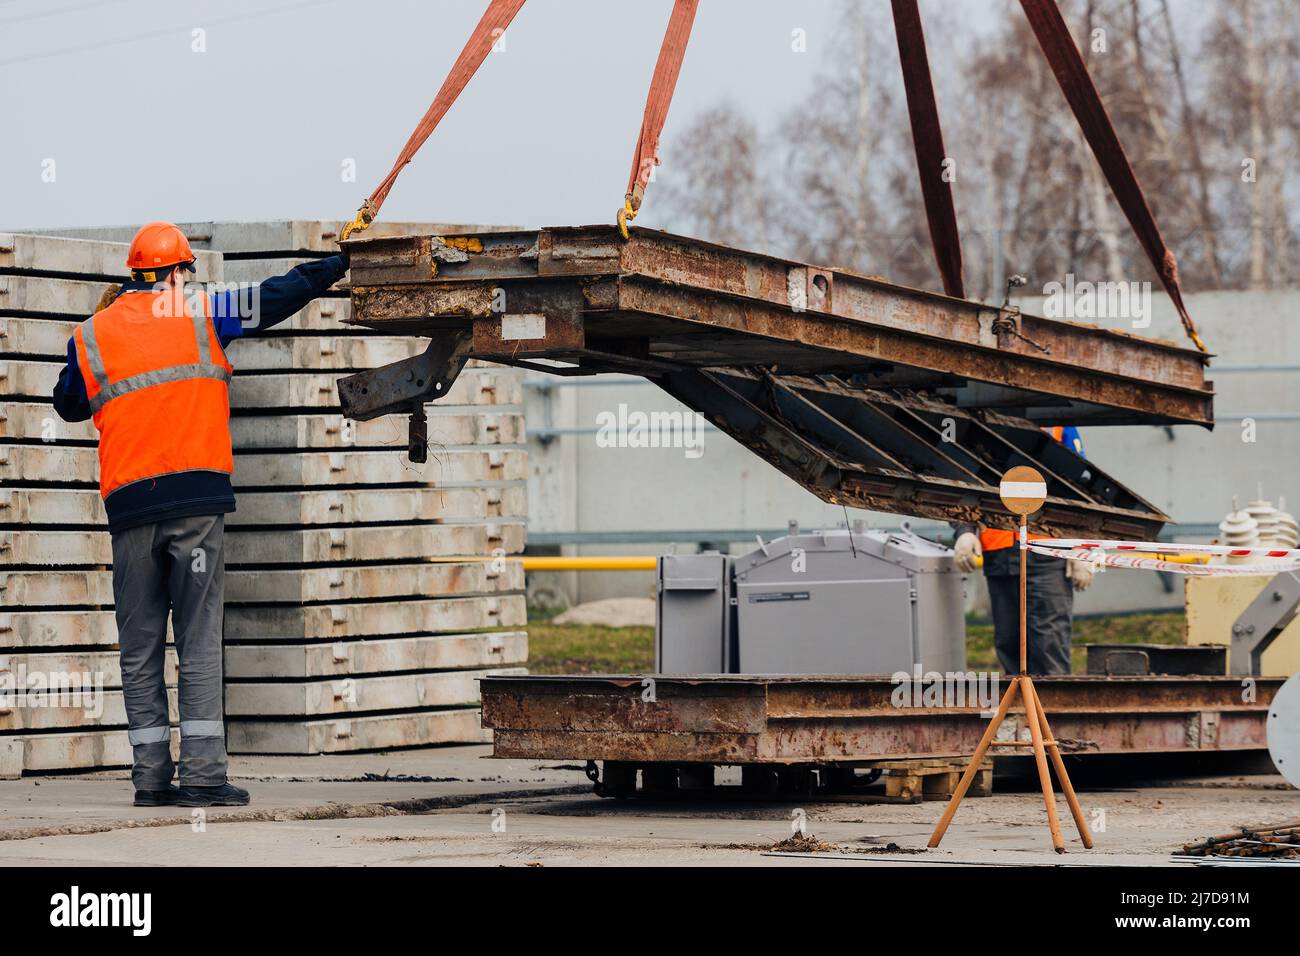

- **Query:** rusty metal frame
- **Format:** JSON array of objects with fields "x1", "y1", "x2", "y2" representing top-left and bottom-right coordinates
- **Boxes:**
[
  {"x1": 480, "y1": 674, "x2": 1279, "y2": 766},
  {"x1": 653, "y1": 368, "x2": 1165, "y2": 538},
  {"x1": 344, "y1": 225, "x2": 1213, "y2": 426},
  {"x1": 339, "y1": 225, "x2": 1214, "y2": 535},
  {"x1": 336, "y1": 332, "x2": 473, "y2": 421}
]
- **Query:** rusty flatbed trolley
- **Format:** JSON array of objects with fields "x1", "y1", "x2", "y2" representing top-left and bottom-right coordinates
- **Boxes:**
[{"x1": 477, "y1": 673, "x2": 1279, "y2": 799}]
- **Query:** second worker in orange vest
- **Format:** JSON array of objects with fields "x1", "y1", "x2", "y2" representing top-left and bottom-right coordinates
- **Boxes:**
[{"x1": 952, "y1": 426, "x2": 1094, "y2": 675}]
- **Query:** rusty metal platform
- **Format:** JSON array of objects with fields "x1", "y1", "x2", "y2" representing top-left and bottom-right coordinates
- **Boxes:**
[
  {"x1": 340, "y1": 225, "x2": 1215, "y2": 538},
  {"x1": 344, "y1": 226, "x2": 1212, "y2": 424},
  {"x1": 480, "y1": 674, "x2": 1278, "y2": 767}
]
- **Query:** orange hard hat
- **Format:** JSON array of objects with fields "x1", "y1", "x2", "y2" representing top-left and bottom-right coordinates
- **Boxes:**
[{"x1": 127, "y1": 221, "x2": 196, "y2": 272}]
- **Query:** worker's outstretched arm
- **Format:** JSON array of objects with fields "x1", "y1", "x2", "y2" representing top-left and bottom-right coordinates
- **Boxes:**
[
  {"x1": 53, "y1": 254, "x2": 347, "y2": 420},
  {"x1": 210, "y1": 254, "x2": 348, "y2": 346},
  {"x1": 52, "y1": 339, "x2": 92, "y2": 422}
]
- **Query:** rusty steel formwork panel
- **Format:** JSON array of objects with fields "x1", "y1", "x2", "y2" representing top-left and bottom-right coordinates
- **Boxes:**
[
  {"x1": 340, "y1": 226, "x2": 1212, "y2": 538},
  {"x1": 479, "y1": 674, "x2": 1279, "y2": 765},
  {"x1": 343, "y1": 226, "x2": 1213, "y2": 426}
]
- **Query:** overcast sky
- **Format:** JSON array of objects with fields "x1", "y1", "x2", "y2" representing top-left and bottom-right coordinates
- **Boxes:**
[{"x1": 1, "y1": 0, "x2": 900, "y2": 232}]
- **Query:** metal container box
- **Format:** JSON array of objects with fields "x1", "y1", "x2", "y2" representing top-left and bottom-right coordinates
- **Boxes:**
[
  {"x1": 656, "y1": 526, "x2": 966, "y2": 676},
  {"x1": 655, "y1": 554, "x2": 732, "y2": 673}
]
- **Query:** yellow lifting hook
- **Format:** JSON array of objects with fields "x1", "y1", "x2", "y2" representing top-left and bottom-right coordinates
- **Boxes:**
[{"x1": 340, "y1": 199, "x2": 378, "y2": 243}]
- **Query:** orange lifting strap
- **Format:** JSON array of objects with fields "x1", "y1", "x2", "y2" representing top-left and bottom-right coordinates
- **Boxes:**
[
  {"x1": 891, "y1": 0, "x2": 964, "y2": 299},
  {"x1": 893, "y1": 0, "x2": 1206, "y2": 353},
  {"x1": 1020, "y1": 0, "x2": 1206, "y2": 353},
  {"x1": 342, "y1": 0, "x2": 527, "y2": 240},
  {"x1": 341, "y1": 0, "x2": 1204, "y2": 356},
  {"x1": 619, "y1": 0, "x2": 700, "y2": 237}
]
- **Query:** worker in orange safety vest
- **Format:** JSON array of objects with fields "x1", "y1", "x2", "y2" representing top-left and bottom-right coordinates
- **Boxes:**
[
  {"x1": 53, "y1": 222, "x2": 348, "y2": 807},
  {"x1": 952, "y1": 426, "x2": 1093, "y2": 675}
]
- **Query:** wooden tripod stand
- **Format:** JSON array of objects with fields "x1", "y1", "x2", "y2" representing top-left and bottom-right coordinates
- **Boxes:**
[{"x1": 928, "y1": 480, "x2": 1094, "y2": 853}]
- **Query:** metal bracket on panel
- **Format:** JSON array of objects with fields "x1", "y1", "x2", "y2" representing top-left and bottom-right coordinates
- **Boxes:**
[
  {"x1": 407, "y1": 401, "x2": 429, "y2": 463},
  {"x1": 336, "y1": 332, "x2": 473, "y2": 463}
]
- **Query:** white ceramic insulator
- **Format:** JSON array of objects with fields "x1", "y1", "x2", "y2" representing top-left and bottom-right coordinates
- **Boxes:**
[
  {"x1": 1219, "y1": 508, "x2": 1259, "y2": 564},
  {"x1": 1247, "y1": 498, "x2": 1279, "y2": 547},
  {"x1": 1274, "y1": 512, "x2": 1299, "y2": 549}
]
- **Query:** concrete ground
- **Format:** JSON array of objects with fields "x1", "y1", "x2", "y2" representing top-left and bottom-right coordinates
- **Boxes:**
[{"x1": 0, "y1": 747, "x2": 1296, "y2": 866}]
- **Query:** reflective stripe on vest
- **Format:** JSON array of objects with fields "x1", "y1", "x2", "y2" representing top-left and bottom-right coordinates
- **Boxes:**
[
  {"x1": 74, "y1": 288, "x2": 234, "y2": 499},
  {"x1": 86, "y1": 363, "x2": 231, "y2": 414}
]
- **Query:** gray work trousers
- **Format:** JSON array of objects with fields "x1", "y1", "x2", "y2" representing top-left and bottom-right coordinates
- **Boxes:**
[
  {"x1": 111, "y1": 514, "x2": 228, "y2": 789},
  {"x1": 985, "y1": 549, "x2": 1074, "y2": 676}
]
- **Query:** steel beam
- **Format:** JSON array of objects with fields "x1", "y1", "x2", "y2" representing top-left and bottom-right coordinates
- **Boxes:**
[
  {"x1": 340, "y1": 225, "x2": 1214, "y2": 536},
  {"x1": 344, "y1": 225, "x2": 1213, "y2": 426}
]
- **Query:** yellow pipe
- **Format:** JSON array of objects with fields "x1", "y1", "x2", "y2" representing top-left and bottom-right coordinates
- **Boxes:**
[
  {"x1": 431, "y1": 555, "x2": 657, "y2": 571},
  {"x1": 521, "y1": 556, "x2": 656, "y2": 571}
]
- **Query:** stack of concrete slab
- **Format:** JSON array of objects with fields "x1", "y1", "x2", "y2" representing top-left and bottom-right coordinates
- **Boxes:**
[
  {"x1": 1, "y1": 223, "x2": 528, "y2": 772},
  {"x1": 0, "y1": 233, "x2": 225, "y2": 776},
  {"x1": 201, "y1": 221, "x2": 529, "y2": 754}
]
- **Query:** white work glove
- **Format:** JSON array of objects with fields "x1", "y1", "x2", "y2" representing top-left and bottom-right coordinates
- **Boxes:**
[
  {"x1": 954, "y1": 532, "x2": 982, "y2": 572},
  {"x1": 1068, "y1": 559, "x2": 1094, "y2": 591}
]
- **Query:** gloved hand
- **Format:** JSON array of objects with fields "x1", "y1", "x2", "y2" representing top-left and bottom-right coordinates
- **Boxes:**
[
  {"x1": 954, "y1": 532, "x2": 982, "y2": 572},
  {"x1": 1068, "y1": 559, "x2": 1094, "y2": 591}
]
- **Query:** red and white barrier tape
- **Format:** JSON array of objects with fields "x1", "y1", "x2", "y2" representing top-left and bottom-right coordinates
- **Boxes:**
[
  {"x1": 1031, "y1": 537, "x2": 1300, "y2": 559},
  {"x1": 1025, "y1": 544, "x2": 1300, "y2": 576}
]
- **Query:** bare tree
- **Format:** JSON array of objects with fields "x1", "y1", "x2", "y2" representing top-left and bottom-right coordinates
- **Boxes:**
[
  {"x1": 1201, "y1": 0, "x2": 1299, "y2": 288},
  {"x1": 656, "y1": 103, "x2": 769, "y2": 249},
  {"x1": 657, "y1": 0, "x2": 1300, "y2": 295}
]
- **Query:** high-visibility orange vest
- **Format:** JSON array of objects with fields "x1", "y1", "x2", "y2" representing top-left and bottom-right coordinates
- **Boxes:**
[
  {"x1": 979, "y1": 528, "x2": 1050, "y2": 552},
  {"x1": 73, "y1": 287, "x2": 233, "y2": 500}
]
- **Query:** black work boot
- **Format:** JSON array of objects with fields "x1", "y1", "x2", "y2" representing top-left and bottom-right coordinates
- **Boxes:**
[
  {"x1": 176, "y1": 781, "x2": 250, "y2": 807},
  {"x1": 134, "y1": 783, "x2": 182, "y2": 807}
]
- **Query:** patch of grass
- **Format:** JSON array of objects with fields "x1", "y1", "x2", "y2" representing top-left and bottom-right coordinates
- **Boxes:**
[
  {"x1": 525, "y1": 612, "x2": 1186, "y2": 675},
  {"x1": 526, "y1": 621, "x2": 654, "y2": 675},
  {"x1": 965, "y1": 617, "x2": 997, "y2": 671},
  {"x1": 1073, "y1": 612, "x2": 1184, "y2": 646}
]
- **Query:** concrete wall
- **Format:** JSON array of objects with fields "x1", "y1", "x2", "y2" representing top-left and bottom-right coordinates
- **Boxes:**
[{"x1": 524, "y1": 289, "x2": 1300, "y2": 613}]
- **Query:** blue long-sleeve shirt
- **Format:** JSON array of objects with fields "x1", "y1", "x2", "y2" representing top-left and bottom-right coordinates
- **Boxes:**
[{"x1": 53, "y1": 255, "x2": 348, "y2": 531}]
